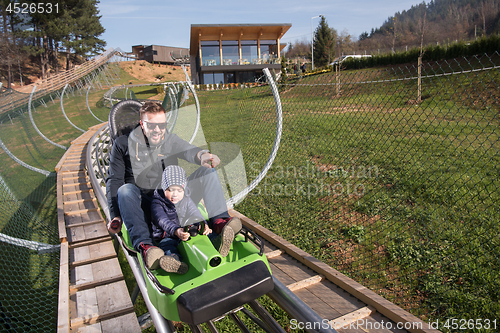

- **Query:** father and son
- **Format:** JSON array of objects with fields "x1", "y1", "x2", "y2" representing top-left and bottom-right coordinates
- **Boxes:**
[{"x1": 106, "y1": 101, "x2": 242, "y2": 274}]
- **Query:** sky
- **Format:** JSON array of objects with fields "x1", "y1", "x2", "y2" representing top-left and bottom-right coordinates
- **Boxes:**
[{"x1": 97, "y1": 0, "x2": 424, "y2": 53}]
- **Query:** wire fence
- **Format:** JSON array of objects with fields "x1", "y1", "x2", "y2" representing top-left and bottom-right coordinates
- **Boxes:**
[
  {"x1": 197, "y1": 52, "x2": 500, "y2": 331},
  {"x1": 0, "y1": 50, "x2": 499, "y2": 332},
  {"x1": 0, "y1": 54, "x2": 124, "y2": 331}
]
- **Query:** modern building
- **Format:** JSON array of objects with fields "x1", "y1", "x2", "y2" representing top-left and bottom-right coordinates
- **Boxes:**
[
  {"x1": 189, "y1": 24, "x2": 292, "y2": 85},
  {"x1": 131, "y1": 45, "x2": 190, "y2": 65}
]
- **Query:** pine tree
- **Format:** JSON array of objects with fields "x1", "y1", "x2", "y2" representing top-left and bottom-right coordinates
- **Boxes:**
[
  {"x1": 3, "y1": 0, "x2": 106, "y2": 79},
  {"x1": 313, "y1": 16, "x2": 336, "y2": 68},
  {"x1": 0, "y1": 0, "x2": 29, "y2": 87},
  {"x1": 64, "y1": 0, "x2": 105, "y2": 69},
  {"x1": 58, "y1": 0, "x2": 105, "y2": 70}
]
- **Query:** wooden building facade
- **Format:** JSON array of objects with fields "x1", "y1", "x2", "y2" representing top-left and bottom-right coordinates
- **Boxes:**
[
  {"x1": 189, "y1": 24, "x2": 291, "y2": 85},
  {"x1": 131, "y1": 45, "x2": 189, "y2": 65}
]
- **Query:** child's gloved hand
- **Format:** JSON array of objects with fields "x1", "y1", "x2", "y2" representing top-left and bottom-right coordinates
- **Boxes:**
[
  {"x1": 175, "y1": 228, "x2": 190, "y2": 241},
  {"x1": 107, "y1": 217, "x2": 122, "y2": 234}
]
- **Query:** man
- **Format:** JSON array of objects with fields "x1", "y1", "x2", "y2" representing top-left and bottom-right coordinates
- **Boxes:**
[{"x1": 106, "y1": 101, "x2": 241, "y2": 270}]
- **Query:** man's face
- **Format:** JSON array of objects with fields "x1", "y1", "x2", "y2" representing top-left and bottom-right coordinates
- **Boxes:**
[{"x1": 140, "y1": 112, "x2": 167, "y2": 146}]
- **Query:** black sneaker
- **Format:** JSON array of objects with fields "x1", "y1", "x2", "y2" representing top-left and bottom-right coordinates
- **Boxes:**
[{"x1": 138, "y1": 243, "x2": 164, "y2": 270}]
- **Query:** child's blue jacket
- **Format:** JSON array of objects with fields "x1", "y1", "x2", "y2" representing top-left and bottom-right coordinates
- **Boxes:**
[{"x1": 151, "y1": 188, "x2": 205, "y2": 241}]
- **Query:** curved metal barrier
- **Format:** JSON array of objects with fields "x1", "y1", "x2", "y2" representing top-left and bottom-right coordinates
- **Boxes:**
[{"x1": 28, "y1": 85, "x2": 67, "y2": 150}]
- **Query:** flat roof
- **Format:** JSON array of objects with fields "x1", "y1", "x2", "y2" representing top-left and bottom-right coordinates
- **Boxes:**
[
  {"x1": 132, "y1": 44, "x2": 188, "y2": 49},
  {"x1": 190, "y1": 23, "x2": 292, "y2": 56}
]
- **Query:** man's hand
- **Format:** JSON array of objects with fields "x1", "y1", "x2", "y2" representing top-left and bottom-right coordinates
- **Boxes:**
[
  {"x1": 201, "y1": 223, "x2": 212, "y2": 235},
  {"x1": 107, "y1": 216, "x2": 122, "y2": 234},
  {"x1": 175, "y1": 228, "x2": 190, "y2": 241},
  {"x1": 200, "y1": 152, "x2": 220, "y2": 168}
]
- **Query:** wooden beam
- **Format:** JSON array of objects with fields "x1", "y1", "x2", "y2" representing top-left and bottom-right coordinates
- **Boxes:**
[
  {"x1": 62, "y1": 182, "x2": 90, "y2": 187},
  {"x1": 57, "y1": 242, "x2": 69, "y2": 333},
  {"x1": 64, "y1": 207, "x2": 99, "y2": 216},
  {"x1": 68, "y1": 235, "x2": 112, "y2": 248},
  {"x1": 328, "y1": 306, "x2": 375, "y2": 330},
  {"x1": 287, "y1": 275, "x2": 324, "y2": 292},
  {"x1": 63, "y1": 189, "x2": 91, "y2": 195},
  {"x1": 64, "y1": 198, "x2": 97, "y2": 205},
  {"x1": 57, "y1": 172, "x2": 67, "y2": 241},
  {"x1": 265, "y1": 249, "x2": 284, "y2": 259},
  {"x1": 69, "y1": 253, "x2": 117, "y2": 268},
  {"x1": 66, "y1": 219, "x2": 104, "y2": 229},
  {"x1": 70, "y1": 304, "x2": 135, "y2": 328},
  {"x1": 69, "y1": 275, "x2": 124, "y2": 293},
  {"x1": 62, "y1": 175, "x2": 86, "y2": 181}
]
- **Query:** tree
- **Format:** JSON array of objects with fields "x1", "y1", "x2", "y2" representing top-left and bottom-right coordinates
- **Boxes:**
[
  {"x1": 3, "y1": 0, "x2": 106, "y2": 82},
  {"x1": 285, "y1": 39, "x2": 310, "y2": 60},
  {"x1": 63, "y1": 0, "x2": 105, "y2": 70},
  {"x1": 336, "y1": 29, "x2": 354, "y2": 58},
  {"x1": 0, "y1": 0, "x2": 29, "y2": 88},
  {"x1": 313, "y1": 16, "x2": 336, "y2": 68},
  {"x1": 359, "y1": 31, "x2": 369, "y2": 41}
]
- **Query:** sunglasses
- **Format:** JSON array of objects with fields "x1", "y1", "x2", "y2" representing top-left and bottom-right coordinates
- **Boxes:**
[{"x1": 142, "y1": 120, "x2": 167, "y2": 131}]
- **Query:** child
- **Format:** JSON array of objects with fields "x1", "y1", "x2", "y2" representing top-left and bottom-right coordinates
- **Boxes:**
[{"x1": 151, "y1": 165, "x2": 241, "y2": 274}]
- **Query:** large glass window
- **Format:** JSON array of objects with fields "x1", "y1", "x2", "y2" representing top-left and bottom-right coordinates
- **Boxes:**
[
  {"x1": 203, "y1": 73, "x2": 214, "y2": 84},
  {"x1": 260, "y1": 40, "x2": 278, "y2": 64},
  {"x1": 201, "y1": 41, "x2": 220, "y2": 66},
  {"x1": 238, "y1": 71, "x2": 256, "y2": 83},
  {"x1": 225, "y1": 72, "x2": 235, "y2": 83},
  {"x1": 221, "y1": 40, "x2": 239, "y2": 65},
  {"x1": 241, "y1": 40, "x2": 258, "y2": 64},
  {"x1": 203, "y1": 72, "x2": 224, "y2": 85},
  {"x1": 214, "y1": 73, "x2": 224, "y2": 85}
]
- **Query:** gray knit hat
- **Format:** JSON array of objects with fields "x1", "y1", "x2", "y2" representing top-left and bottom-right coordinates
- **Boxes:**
[{"x1": 161, "y1": 165, "x2": 187, "y2": 191}]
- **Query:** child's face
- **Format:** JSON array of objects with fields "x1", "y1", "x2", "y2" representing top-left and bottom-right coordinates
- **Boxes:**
[{"x1": 165, "y1": 185, "x2": 184, "y2": 204}]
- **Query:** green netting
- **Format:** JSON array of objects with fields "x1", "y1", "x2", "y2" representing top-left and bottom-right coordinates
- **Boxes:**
[
  {"x1": 2, "y1": 51, "x2": 500, "y2": 332},
  {"x1": 0, "y1": 173, "x2": 59, "y2": 332},
  {"x1": 0, "y1": 59, "x2": 121, "y2": 332},
  {"x1": 197, "y1": 52, "x2": 500, "y2": 332}
]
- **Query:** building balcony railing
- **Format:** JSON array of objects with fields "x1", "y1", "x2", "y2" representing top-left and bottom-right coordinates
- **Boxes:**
[{"x1": 203, "y1": 57, "x2": 281, "y2": 67}]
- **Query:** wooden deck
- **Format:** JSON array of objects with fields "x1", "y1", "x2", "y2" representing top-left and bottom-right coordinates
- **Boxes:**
[{"x1": 56, "y1": 126, "x2": 141, "y2": 333}]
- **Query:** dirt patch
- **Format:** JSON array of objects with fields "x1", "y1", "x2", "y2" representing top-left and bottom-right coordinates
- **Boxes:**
[
  {"x1": 3, "y1": 58, "x2": 189, "y2": 93},
  {"x1": 4, "y1": 54, "x2": 85, "y2": 93},
  {"x1": 119, "y1": 61, "x2": 188, "y2": 84}
]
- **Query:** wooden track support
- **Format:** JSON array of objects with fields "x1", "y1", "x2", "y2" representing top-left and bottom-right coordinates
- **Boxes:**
[{"x1": 57, "y1": 126, "x2": 141, "y2": 333}]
